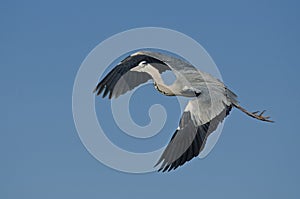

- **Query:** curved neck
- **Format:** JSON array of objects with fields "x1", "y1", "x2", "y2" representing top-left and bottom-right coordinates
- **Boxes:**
[
  {"x1": 145, "y1": 65, "x2": 164, "y2": 84},
  {"x1": 145, "y1": 65, "x2": 174, "y2": 96}
]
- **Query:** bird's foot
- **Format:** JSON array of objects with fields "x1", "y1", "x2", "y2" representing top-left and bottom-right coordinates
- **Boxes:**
[
  {"x1": 250, "y1": 110, "x2": 274, "y2": 123},
  {"x1": 234, "y1": 104, "x2": 274, "y2": 123}
]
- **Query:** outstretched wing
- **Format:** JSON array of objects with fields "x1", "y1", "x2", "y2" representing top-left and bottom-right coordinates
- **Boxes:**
[
  {"x1": 94, "y1": 53, "x2": 169, "y2": 99},
  {"x1": 156, "y1": 87, "x2": 233, "y2": 172}
]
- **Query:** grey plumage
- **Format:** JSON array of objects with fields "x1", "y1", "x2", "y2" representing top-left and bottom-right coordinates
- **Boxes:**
[{"x1": 94, "y1": 50, "x2": 273, "y2": 172}]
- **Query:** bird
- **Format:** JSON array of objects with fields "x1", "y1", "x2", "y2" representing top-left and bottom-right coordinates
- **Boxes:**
[{"x1": 94, "y1": 50, "x2": 273, "y2": 172}]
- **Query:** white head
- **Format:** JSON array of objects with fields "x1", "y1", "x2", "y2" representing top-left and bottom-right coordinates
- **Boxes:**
[{"x1": 130, "y1": 60, "x2": 150, "y2": 72}]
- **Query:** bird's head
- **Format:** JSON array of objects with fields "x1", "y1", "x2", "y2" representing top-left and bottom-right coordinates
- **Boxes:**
[{"x1": 130, "y1": 60, "x2": 150, "y2": 72}]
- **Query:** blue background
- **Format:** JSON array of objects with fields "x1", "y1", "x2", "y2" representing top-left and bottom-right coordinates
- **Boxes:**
[{"x1": 1, "y1": 0, "x2": 299, "y2": 198}]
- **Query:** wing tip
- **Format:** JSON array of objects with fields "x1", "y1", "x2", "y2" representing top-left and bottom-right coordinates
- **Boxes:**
[{"x1": 154, "y1": 158, "x2": 184, "y2": 173}]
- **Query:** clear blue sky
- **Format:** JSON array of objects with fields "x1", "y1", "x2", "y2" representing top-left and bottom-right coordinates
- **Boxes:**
[{"x1": 1, "y1": 0, "x2": 300, "y2": 198}]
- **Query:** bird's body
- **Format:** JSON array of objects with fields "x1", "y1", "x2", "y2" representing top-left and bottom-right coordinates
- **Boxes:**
[{"x1": 94, "y1": 50, "x2": 273, "y2": 172}]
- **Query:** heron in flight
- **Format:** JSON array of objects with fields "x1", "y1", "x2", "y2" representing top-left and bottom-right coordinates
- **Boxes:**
[{"x1": 94, "y1": 51, "x2": 273, "y2": 172}]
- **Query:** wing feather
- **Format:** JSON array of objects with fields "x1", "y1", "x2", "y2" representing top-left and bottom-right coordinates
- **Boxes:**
[
  {"x1": 156, "y1": 96, "x2": 233, "y2": 172},
  {"x1": 94, "y1": 53, "x2": 169, "y2": 98}
]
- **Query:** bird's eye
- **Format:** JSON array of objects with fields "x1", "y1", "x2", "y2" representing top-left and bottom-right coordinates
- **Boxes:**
[{"x1": 138, "y1": 61, "x2": 147, "y2": 66}]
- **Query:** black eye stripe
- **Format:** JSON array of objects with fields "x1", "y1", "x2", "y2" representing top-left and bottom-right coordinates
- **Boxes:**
[
  {"x1": 121, "y1": 54, "x2": 166, "y2": 66},
  {"x1": 139, "y1": 61, "x2": 147, "y2": 65}
]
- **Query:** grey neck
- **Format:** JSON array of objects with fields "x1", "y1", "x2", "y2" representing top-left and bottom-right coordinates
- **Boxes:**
[{"x1": 145, "y1": 65, "x2": 175, "y2": 96}]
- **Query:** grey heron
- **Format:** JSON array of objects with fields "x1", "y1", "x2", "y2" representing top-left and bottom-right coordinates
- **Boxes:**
[{"x1": 94, "y1": 51, "x2": 273, "y2": 172}]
